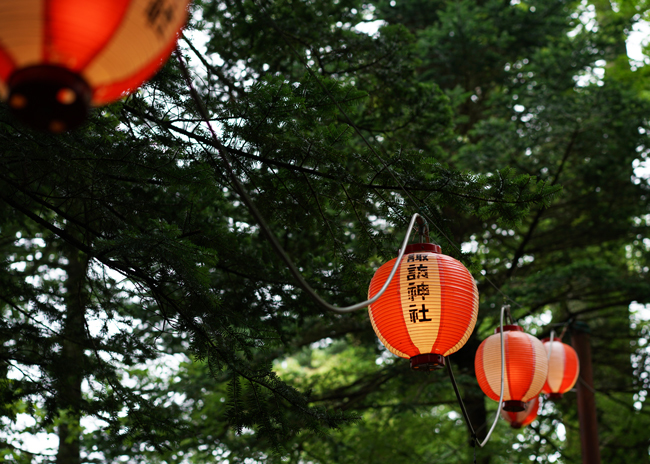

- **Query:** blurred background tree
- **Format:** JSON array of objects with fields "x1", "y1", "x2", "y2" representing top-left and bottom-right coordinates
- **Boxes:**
[{"x1": 0, "y1": 0, "x2": 649, "y2": 463}]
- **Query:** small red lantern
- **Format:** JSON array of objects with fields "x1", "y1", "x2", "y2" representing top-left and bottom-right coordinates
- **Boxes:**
[
  {"x1": 368, "y1": 243, "x2": 479, "y2": 371},
  {"x1": 0, "y1": 0, "x2": 190, "y2": 132},
  {"x1": 475, "y1": 325, "x2": 548, "y2": 411},
  {"x1": 541, "y1": 339, "x2": 580, "y2": 399},
  {"x1": 501, "y1": 395, "x2": 539, "y2": 429}
]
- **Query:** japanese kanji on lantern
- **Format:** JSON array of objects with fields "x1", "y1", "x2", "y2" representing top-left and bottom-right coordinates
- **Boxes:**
[
  {"x1": 542, "y1": 338, "x2": 580, "y2": 399},
  {"x1": 500, "y1": 395, "x2": 539, "y2": 429},
  {"x1": 475, "y1": 325, "x2": 548, "y2": 412},
  {"x1": 367, "y1": 242, "x2": 479, "y2": 371},
  {"x1": 0, "y1": 0, "x2": 191, "y2": 132}
]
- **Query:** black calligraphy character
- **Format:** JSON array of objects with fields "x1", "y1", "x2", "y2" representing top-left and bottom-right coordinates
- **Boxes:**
[
  {"x1": 416, "y1": 264, "x2": 428, "y2": 279},
  {"x1": 146, "y1": 0, "x2": 175, "y2": 37},
  {"x1": 406, "y1": 264, "x2": 416, "y2": 281},
  {"x1": 146, "y1": 0, "x2": 164, "y2": 23},
  {"x1": 407, "y1": 282, "x2": 418, "y2": 301},
  {"x1": 416, "y1": 283, "x2": 429, "y2": 300},
  {"x1": 418, "y1": 304, "x2": 432, "y2": 322},
  {"x1": 408, "y1": 305, "x2": 418, "y2": 323},
  {"x1": 407, "y1": 254, "x2": 430, "y2": 262}
]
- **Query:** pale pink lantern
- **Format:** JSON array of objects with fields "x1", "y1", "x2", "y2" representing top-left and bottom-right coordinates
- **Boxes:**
[{"x1": 541, "y1": 339, "x2": 580, "y2": 399}]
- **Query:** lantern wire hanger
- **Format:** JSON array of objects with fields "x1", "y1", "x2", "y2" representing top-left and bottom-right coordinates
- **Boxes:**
[
  {"x1": 176, "y1": 13, "x2": 515, "y2": 450},
  {"x1": 176, "y1": 55, "x2": 503, "y2": 447},
  {"x1": 447, "y1": 305, "x2": 507, "y2": 449},
  {"x1": 547, "y1": 330, "x2": 555, "y2": 362},
  {"x1": 416, "y1": 215, "x2": 431, "y2": 244},
  {"x1": 545, "y1": 323, "x2": 569, "y2": 366},
  {"x1": 478, "y1": 304, "x2": 506, "y2": 447},
  {"x1": 176, "y1": 46, "x2": 427, "y2": 315},
  {"x1": 546, "y1": 322, "x2": 570, "y2": 362},
  {"x1": 504, "y1": 304, "x2": 516, "y2": 325},
  {"x1": 249, "y1": 0, "x2": 527, "y2": 320},
  {"x1": 179, "y1": 0, "x2": 525, "y2": 323}
]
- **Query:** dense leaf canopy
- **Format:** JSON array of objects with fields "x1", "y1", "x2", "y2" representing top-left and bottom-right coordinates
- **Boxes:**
[{"x1": 1, "y1": 0, "x2": 649, "y2": 463}]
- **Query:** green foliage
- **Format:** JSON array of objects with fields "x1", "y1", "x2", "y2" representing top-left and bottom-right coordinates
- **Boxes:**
[{"x1": 1, "y1": 0, "x2": 650, "y2": 463}]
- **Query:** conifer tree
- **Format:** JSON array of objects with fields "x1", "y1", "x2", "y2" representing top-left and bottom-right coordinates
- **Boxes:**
[{"x1": 0, "y1": 0, "x2": 649, "y2": 463}]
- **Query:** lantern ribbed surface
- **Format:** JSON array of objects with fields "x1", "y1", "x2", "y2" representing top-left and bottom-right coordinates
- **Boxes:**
[
  {"x1": 500, "y1": 395, "x2": 539, "y2": 429},
  {"x1": 0, "y1": 0, "x2": 190, "y2": 130},
  {"x1": 475, "y1": 326, "x2": 548, "y2": 408},
  {"x1": 368, "y1": 243, "x2": 479, "y2": 362},
  {"x1": 542, "y1": 340, "x2": 580, "y2": 398}
]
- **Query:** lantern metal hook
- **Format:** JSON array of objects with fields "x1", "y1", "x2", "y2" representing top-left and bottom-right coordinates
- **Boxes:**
[
  {"x1": 415, "y1": 214, "x2": 430, "y2": 244},
  {"x1": 447, "y1": 304, "x2": 506, "y2": 449},
  {"x1": 503, "y1": 304, "x2": 515, "y2": 326},
  {"x1": 476, "y1": 304, "x2": 506, "y2": 448},
  {"x1": 547, "y1": 324, "x2": 568, "y2": 363}
]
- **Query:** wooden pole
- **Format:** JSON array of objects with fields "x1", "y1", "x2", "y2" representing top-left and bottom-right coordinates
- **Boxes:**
[{"x1": 571, "y1": 322, "x2": 601, "y2": 464}]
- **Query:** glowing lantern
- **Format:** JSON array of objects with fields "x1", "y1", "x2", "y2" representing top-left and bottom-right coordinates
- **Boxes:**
[
  {"x1": 475, "y1": 325, "x2": 548, "y2": 411},
  {"x1": 541, "y1": 339, "x2": 580, "y2": 399},
  {"x1": 367, "y1": 243, "x2": 479, "y2": 371},
  {"x1": 500, "y1": 395, "x2": 539, "y2": 429},
  {"x1": 0, "y1": 0, "x2": 191, "y2": 132}
]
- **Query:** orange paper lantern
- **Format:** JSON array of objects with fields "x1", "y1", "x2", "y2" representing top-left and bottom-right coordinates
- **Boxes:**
[
  {"x1": 541, "y1": 339, "x2": 580, "y2": 399},
  {"x1": 475, "y1": 325, "x2": 548, "y2": 411},
  {"x1": 501, "y1": 395, "x2": 539, "y2": 429},
  {"x1": 368, "y1": 243, "x2": 479, "y2": 371},
  {"x1": 0, "y1": 0, "x2": 190, "y2": 131}
]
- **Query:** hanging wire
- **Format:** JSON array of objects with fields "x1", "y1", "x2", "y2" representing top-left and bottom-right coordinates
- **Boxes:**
[
  {"x1": 416, "y1": 215, "x2": 431, "y2": 244},
  {"x1": 176, "y1": 25, "x2": 518, "y2": 446},
  {"x1": 547, "y1": 322, "x2": 570, "y2": 363},
  {"x1": 175, "y1": 48, "x2": 423, "y2": 314},
  {"x1": 243, "y1": 1, "x2": 526, "y2": 316},
  {"x1": 446, "y1": 304, "x2": 507, "y2": 449},
  {"x1": 547, "y1": 330, "x2": 555, "y2": 362},
  {"x1": 504, "y1": 304, "x2": 515, "y2": 325},
  {"x1": 171, "y1": 14, "x2": 588, "y2": 458},
  {"x1": 175, "y1": 2, "x2": 528, "y2": 319},
  {"x1": 172, "y1": 28, "x2": 556, "y2": 457},
  {"x1": 446, "y1": 358, "x2": 476, "y2": 440},
  {"x1": 477, "y1": 303, "x2": 507, "y2": 447}
]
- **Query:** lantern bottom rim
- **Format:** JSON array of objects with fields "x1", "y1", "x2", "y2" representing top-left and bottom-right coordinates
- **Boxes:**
[
  {"x1": 8, "y1": 65, "x2": 92, "y2": 133},
  {"x1": 503, "y1": 400, "x2": 526, "y2": 412},
  {"x1": 410, "y1": 353, "x2": 445, "y2": 371},
  {"x1": 547, "y1": 392, "x2": 563, "y2": 400}
]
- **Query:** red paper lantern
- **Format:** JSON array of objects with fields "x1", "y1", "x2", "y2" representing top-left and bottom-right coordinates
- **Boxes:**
[
  {"x1": 368, "y1": 243, "x2": 479, "y2": 371},
  {"x1": 541, "y1": 339, "x2": 580, "y2": 399},
  {"x1": 0, "y1": 0, "x2": 190, "y2": 132},
  {"x1": 501, "y1": 395, "x2": 539, "y2": 429},
  {"x1": 475, "y1": 325, "x2": 548, "y2": 411}
]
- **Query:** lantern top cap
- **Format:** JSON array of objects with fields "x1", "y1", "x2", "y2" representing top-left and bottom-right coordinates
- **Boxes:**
[
  {"x1": 494, "y1": 324, "x2": 523, "y2": 334},
  {"x1": 403, "y1": 243, "x2": 441, "y2": 255}
]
